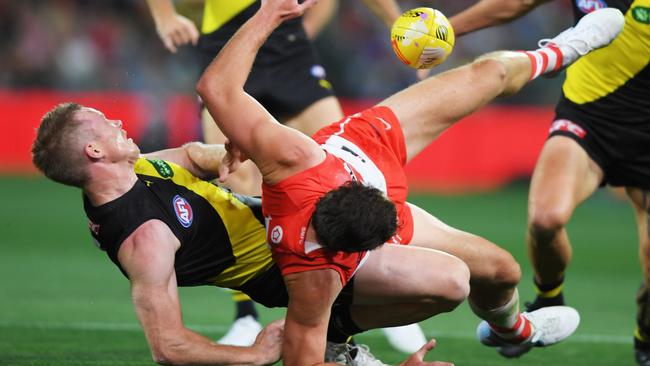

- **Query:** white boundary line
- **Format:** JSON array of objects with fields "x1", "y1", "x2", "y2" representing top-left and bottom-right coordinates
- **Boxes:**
[{"x1": 0, "y1": 321, "x2": 632, "y2": 344}]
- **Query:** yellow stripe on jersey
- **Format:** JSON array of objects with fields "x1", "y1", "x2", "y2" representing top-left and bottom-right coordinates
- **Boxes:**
[
  {"x1": 201, "y1": 0, "x2": 256, "y2": 34},
  {"x1": 563, "y1": 0, "x2": 650, "y2": 104},
  {"x1": 134, "y1": 158, "x2": 273, "y2": 288}
]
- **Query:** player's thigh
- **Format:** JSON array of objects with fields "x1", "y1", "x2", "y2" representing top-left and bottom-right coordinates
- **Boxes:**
[
  {"x1": 283, "y1": 96, "x2": 344, "y2": 137},
  {"x1": 378, "y1": 59, "x2": 508, "y2": 161},
  {"x1": 351, "y1": 243, "x2": 469, "y2": 306},
  {"x1": 407, "y1": 202, "x2": 520, "y2": 282},
  {"x1": 528, "y1": 136, "x2": 603, "y2": 224}
]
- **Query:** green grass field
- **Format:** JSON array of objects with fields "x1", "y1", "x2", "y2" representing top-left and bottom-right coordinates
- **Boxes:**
[{"x1": 0, "y1": 176, "x2": 641, "y2": 365}]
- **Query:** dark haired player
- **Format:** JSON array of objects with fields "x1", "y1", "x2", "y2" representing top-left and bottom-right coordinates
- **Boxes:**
[{"x1": 197, "y1": 0, "x2": 624, "y2": 364}]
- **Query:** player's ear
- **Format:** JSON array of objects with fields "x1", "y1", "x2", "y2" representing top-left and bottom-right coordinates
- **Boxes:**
[{"x1": 85, "y1": 142, "x2": 104, "y2": 160}]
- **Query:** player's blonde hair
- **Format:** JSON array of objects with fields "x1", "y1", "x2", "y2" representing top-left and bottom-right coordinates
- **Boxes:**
[{"x1": 32, "y1": 102, "x2": 89, "y2": 187}]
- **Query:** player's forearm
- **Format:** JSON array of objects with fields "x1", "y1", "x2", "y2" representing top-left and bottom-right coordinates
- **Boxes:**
[
  {"x1": 150, "y1": 328, "x2": 269, "y2": 366},
  {"x1": 183, "y1": 142, "x2": 225, "y2": 181},
  {"x1": 449, "y1": 0, "x2": 548, "y2": 37},
  {"x1": 361, "y1": 0, "x2": 401, "y2": 28},
  {"x1": 145, "y1": 0, "x2": 177, "y2": 24}
]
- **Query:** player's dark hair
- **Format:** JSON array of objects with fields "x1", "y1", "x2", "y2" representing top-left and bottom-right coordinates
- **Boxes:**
[
  {"x1": 32, "y1": 102, "x2": 88, "y2": 187},
  {"x1": 312, "y1": 181, "x2": 397, "y2": 253}
]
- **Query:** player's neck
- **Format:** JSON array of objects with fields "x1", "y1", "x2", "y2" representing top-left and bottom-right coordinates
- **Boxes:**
[{"x1": 84, "y1": 161, "x2": 138, "y2": 207}]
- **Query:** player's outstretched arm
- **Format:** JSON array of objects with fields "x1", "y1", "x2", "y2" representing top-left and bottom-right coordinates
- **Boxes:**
[
  {"x1": 119, "y1": 220, "x2": 283, "y2": 366},
  {"x1": 449, "y1": 0, "x2": 551, "y2": 37},
  {"x1": 197, "y1": 0, "x2": 324, "y2": 185}
]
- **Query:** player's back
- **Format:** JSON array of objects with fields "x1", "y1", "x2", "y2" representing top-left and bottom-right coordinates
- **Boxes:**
[
  {"x1": 84, "y1": 157, "x2": 273, "y2": 288},
  {"x1": 563, "y1": 0, "x2": 649, "y2": 121}
]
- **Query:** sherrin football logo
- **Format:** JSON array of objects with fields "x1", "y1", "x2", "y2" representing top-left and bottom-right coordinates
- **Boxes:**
[{"x1": 173, "y1": 195, "x2": 193, "y2": 228}]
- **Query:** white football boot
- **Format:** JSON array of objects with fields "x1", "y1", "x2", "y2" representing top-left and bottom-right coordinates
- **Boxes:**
[
  {"x1": 538, "y1": 8, "x2": 625, "y2": 69},
  {"x1": 476, "y1": 306, "x2": 580, "y2": 358},
  {"x1": 381, "y1": 324, "x2": 428, "y2": 354},
  {"x1": 216, "y1": 315, "x2": 263, "y2": 346},
  {"x1": 325, "y1": 342, "x2": 389, "y2": 366}
]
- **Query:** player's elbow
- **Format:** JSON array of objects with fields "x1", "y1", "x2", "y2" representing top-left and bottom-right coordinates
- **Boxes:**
[
  {"x1": 196, "y1": 75, "x2": 232, "y2": 108},
  {"x1": 150, "y1": 341, "x2": 188, "y2": 366},
  {"x1": 196, "y1": 75, "x2": 218, "y2": 102}
]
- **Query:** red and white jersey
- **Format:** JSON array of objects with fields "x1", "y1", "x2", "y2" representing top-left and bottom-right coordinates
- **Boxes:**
[{"x1": 262, "y1": 106, "x2": 414, "y2": 286}]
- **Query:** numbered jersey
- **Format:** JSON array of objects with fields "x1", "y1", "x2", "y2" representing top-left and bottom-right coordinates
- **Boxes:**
[
  {"x1": 262, "y1": 107, "x2": 414, "y2": 286},
  {"x1": 84, "y1": 158, "x2": 273, "y2": 288}
]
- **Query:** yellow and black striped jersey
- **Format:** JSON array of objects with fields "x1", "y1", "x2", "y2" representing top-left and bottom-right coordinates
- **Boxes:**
[
  {"x1": 197, "y1": 0, "x2": 308, "y2": 67},
  {"x1": 563, "y1": 0, "x2": 649, "y2": 122},
  {"x1": 83, "y1": 157, "x2": 273, "y2": 288},
  {"x1": 201, "y1": 0, "x2": 255, "y2": 34}
]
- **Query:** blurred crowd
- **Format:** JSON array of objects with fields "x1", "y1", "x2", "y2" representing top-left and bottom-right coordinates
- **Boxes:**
[{"x1": 0, "y1": 0, "x2": 573, "y2": 102}]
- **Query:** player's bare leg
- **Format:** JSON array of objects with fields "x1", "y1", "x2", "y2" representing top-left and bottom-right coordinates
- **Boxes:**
[
  {"x1": 381, "y1": 7, "x2": 625, "y2": 162},
  {"x1": 350, "y1": 243, "x2": 471, "y2": 326},
  {"x1": 626, "y1": 188, "x2": 650, "y2": 366},
  {"x1": 408, "y1": 204, "x2": 520, "y2": 311},
  {"x1": 381, "y1": 50, "x2": 533, "y2": 161},
  {"x1": 526, "y1": 136, "x2": 603, "y2": 309},
  {"x1": 322, "y1": 244, "x2": 469, "y2": 365}
]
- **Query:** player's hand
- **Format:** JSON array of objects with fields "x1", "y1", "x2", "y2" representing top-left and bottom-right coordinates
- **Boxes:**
[
  {"x1": 217, "y1": 139, "x2": 247, "y2": 183},
  {"x1": 399, "y1": 339, "x2": 454, "y2": 366},
  {"x1": 251, "y1": 319, "x2": 285, "y2": 365},
  {"x1": 154, "y1": 14, "x2": 199, "y2": 53},
  {"x1": 261, "y1": 0, "x2": 319, "y2": 22}
]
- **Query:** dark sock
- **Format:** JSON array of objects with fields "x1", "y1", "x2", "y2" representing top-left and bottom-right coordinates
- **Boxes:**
[
  {"x1": 327, "y1": 304, "x2": 363, "y2": 343},
  {"x1": 636, "y1": 283, "x2": 650, "y2": 349},
  {"x1": 525, "y1": 277, "x2": 565, "y2": 311},
  {"x1": 235, "y1": 299, "x2": 258, "y2": 320}
]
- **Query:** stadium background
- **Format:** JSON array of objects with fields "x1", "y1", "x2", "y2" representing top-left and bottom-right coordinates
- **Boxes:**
[{"x1": 0, "y1": 0, "x2": 641, "y2": 365}]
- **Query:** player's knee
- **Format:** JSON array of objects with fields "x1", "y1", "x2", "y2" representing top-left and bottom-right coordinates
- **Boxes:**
[
  {"x1": 484, "y1": 249, "x2": 521, "y2": 289},
  {"x1": 435, "y1": 258, "x2": 471, "y2": 309},
  {"x1": 529, "y1": 205, "x2": 571, "y2": 239},
  {"x1": 470, "y1": 55, "x2": 508, "y2": 91}
]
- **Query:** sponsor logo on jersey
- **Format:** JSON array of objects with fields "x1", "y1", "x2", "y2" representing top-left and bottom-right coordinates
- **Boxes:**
[
  {"x1": 270, "y1": 225, "x2": 283, "y2": 244},
  {"x1": 549, "y1": 119, "x2": 587, "y2": 138},
  {"x1": 632, "y1": 7, "x2": 650, "y2": 24},
  {"x1": 146, "y1": 159, "x2": 174, "y2": 178},
  {"x1": 576, "y1": 0, "x2": 607, "y2": 14},
  {"x1": 173, "y1": 195, "x2": 193, "y2": 228}
]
